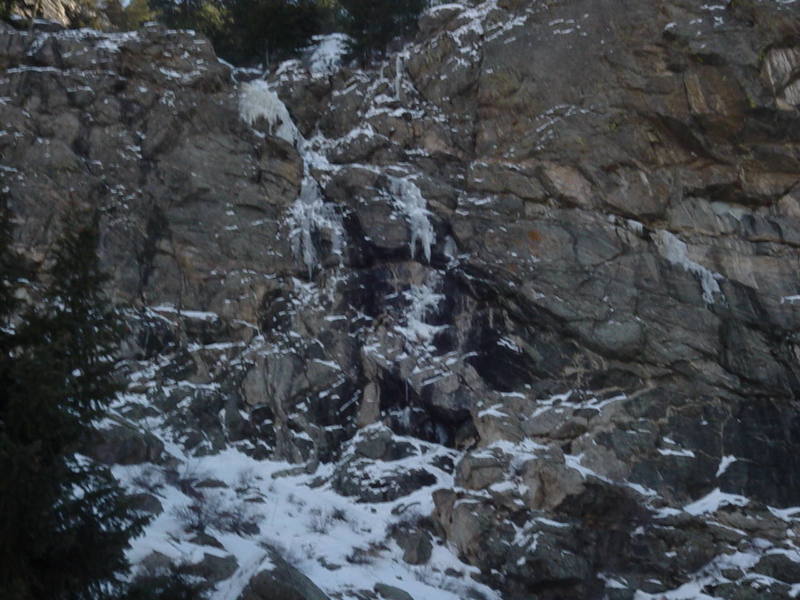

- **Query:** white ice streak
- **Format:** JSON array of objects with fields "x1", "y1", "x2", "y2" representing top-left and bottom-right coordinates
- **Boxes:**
[
  {"x1": 653, "y1": 230, "x2": 722, "y2": 303},
  {"x1": 716, "y1": 455, "x2": 737, "y2": 477},
  {"x1": 288, "y1": 176, "x2": 344, "y2": 275},
  {"x1": 395, "y1": 275, "x2": 446, "y2": 349},
  {"x1": 658, "y1": 447, "x2": 695, "y2": 458},
  {"x1": 239, "y1": 79, "x2": 300, "y2": 146},
  {"x1": 391, "y1": 177, "x2": 436, "y2": 262},
  {"x1": 306, "y1": 34, "x2": 350, "y2": 78},
  {"x1": 395, "y1": 50, "x2": 408, "y2": 100},
  {"x1": 239, "y1": 79, "x2": 346, "y2": 274}
]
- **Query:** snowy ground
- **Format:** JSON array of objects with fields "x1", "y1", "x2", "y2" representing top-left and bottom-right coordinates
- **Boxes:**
[{"x1": 112, "y1": 406, "x2": 499, "y2": 600}]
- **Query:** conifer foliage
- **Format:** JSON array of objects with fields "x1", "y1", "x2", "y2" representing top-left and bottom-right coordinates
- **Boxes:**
[
  {"x1": 339, "y1": 0, "x2": 426, "y2": 61},
  {"x1": 143, "y1": 0, "x2": 428, "y2": 67},
  {"x1": 0, "y1": 202, "x2": 147, "y2": 600},
  {"x1": 0, "y1": 0, "x2": 11, "y2": 22},
  {"x1": 215, "y1": 0, "x2": 324, "y2": 66}
]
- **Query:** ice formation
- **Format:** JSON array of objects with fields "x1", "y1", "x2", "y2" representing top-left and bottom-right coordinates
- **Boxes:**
[
  {"x1": 391, "y1": 178, "x2": 436, "y2": 262},
  {"x1": 395, "y1": 276, "x2": 447, "y2": 349},
  {"x1": 238, "y1": 79, "x2": 300, "y2": 146},
  {"x1": 239, "y1": 78, "x2": 345, "y2": 275},
  {"x1": 395, "y1": 51, "x2": 406, "y2": 100},
  {"x1": 288, "y1": 175, "x2": 344, "y2": 276},
  {"x1": 306, "y1": 34, "x2": 350, "y2": 78}
]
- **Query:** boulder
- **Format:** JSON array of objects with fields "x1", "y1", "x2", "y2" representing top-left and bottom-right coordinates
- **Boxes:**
[
  {"x1": 239, "y1": 547, "x2": 329, "y2": 600},
  {"x1": 374, "y1": 583, "x2": 415, "y2": 600},
  {"x1": 391, "y1": 526, "x2": 433, "y2": 565},
  {"x1": 187, "y1": 553, "x2": 239, "y2": 584},
  {"x1": 89, "y1": 424, "x2": 164, "y2": 466},
  {"x1": 332, "y1": 457, "x2": 437, "y2": 502},
  {"x1": 754, "y1": 553, "x2": 800, "y2": 584}
]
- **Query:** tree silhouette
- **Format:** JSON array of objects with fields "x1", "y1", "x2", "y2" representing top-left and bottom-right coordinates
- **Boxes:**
[
  {"x1": 339, "y1": 0, "x2": 426, "y2": 61},
  {"x1": 0, "y1": 204, "x2": 147, "y2": 600}
]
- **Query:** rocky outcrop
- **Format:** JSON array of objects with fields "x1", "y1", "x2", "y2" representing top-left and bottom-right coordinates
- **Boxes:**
[
  {"x1": 0, "y1": 21, "x2": 300, "y2": 319},
  {"x1": 239, "y1": 546, "x2": 329, "y2": 600},
  {"x1": 3, "y1": 1, "x2": 800, "y2": 598},
  {"x1": 9, "y1": 0, "x2": 98, "y2": 29}
]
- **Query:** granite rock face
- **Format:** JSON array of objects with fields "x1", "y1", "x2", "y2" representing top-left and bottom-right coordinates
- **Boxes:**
[{"x1": 3, "y1": 1, "x2": 800, "y2": 598}]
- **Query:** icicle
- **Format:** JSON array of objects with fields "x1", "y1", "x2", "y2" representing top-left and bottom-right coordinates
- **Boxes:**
[
  {"x1": 239, "y1": 76, "x2": 346, "y2": 275},
  {"x1": 288, "y1": 175, "x2": 344, "y2": 277},
  {"x1": 391, "y1": 177, "x2": 436, "y2": 262},
  {"x1": 395, "y1": 52, "x2": 404, "y2": 101},
  {"x1": 443, "y1": 235, "x2": 459, "y2": 265}
]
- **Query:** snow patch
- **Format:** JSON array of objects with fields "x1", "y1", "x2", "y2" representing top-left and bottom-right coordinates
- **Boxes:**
[
  {"x1": 684, "y1": 488, "x2": 749, "y2": 515},
  {"x1": 634, "y1": 581, "x2": 721, "y2": 600}
]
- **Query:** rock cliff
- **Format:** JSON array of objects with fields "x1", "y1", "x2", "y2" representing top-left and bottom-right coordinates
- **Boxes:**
[{"x1": 3, "y1": 1, "x2": 800, "y2": 598}]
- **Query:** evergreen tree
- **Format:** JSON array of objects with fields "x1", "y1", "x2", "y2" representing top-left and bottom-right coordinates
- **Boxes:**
[
  {"x1": 0, "y1": 0, "x2": 19, "y2": 22},
  {"x1": 0, "y1": 205, "x2": 147, "y2": 600},
  {"x1": 213, "y1": 0, "x2": 324, "y2": 66},
  {"x1": 125, "y1": 562, "x2": 209, "y2": 600},
  {"x1": 149, "y1": 0, "x2": 230, "y2": 44},
  {"x1": 339, "y1": 0, "x2": 426, "y2": 62},
  {"x1": 0, "y1": 191, "x2": 38, "y2": 600},
  {"x1": 105, "y1": 0, "x2": 156, "y2": 32},
  {"x1": 147, "y1": 0, "x2": 325, "y2": 66}
]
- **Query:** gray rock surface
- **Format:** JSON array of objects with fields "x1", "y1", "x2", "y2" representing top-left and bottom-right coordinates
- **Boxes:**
[
  {"x1": 3, "y1": 1, "x2": 800, "y2": 599},
  {"x1": 374, "y1": 583, "x2": 414, "y2": 600},
  {"x1": 240, "y1": 546, "x2": 329, "y2": 600}
]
